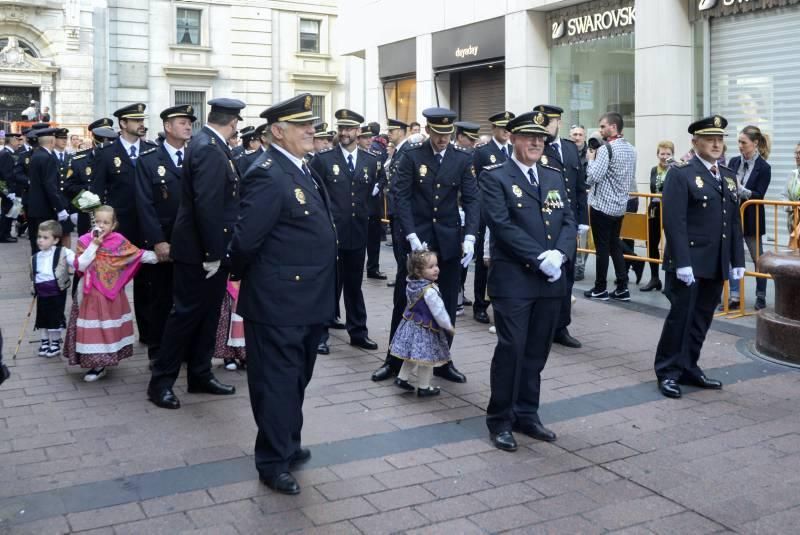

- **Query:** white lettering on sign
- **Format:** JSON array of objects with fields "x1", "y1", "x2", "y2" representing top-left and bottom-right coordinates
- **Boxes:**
[
  {"x1": 559, "y1": 6, "x2": 636, "y2": 38},
  {"x1": 723, "y1": 0, "x2": 751, "y2": 5},
  {"x1": 454, "y1": 45, "x2": 479, "y2": 58},
  {"x1": 699, "y1": 0, "x2": 752, "y2": 9}
]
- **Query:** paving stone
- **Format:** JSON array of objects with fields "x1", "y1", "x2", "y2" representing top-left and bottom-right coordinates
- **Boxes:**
[
  {"x1": 288, "y1": 521, "x2": 362, "y2": 535},
  {"x1": 644, "y1": 510, "x2": 727, "y2": 534},
  {"x1": 254, "y1": 487, "x2": 328, "y2": 514},
  {"x1": 236, "y1": 509, "x2": 314, "y2": 534},
  {"x1": 177, "y1": 526, "x2": 239, "y2": 535},
  {"x1": 316, "y1": 475, "x2": 387, "y2": 501},
  {"x1": 472, "y1": 482, "x2": 542, "y2": 508},
  {"x1": 505, "y1": 514, "x2": 606, "y2": 535},
  {"x1": 141, "y1": 490, "x2": 214, "y2": 517},
  {"x1": 422, "y1": 476, "x2": 494, "y2": 499},
  {"x1": 365, "y1": 484, "x2": 436, "y2": 511},
  {"x1": 583, "y1": 495, "x2": 685, "y2": 530},
  {"x1": 415, "y1": 494, "x2": 489, "y2": 523},
  {"x1": 577, "y1": 441, "x2": 641, "y2": 464},
  {"x1": 468, "y1": 504, "x2": 542, "y2": 532},
  {"x1": 112, "y1": 512, "x2": 195, "y2": 535},
  {"x1": 434, "y1": 439, "x2": 496, "y2": 459},
  {"x1": 525, "y1": 491, "x2": 601, "y2": 521},
  {"x1": 405, "y1": 518, "x2": 487, "y2": 535},
  {"x1": 302, "y1": 496, "x2": 378, "y2": 525},
  {"x1": 350, "y1": 507, "x2": 430, "y2": 534},
  {"x1": 384, "y1": 448, "x2": 447, "y2": 469},
  {"x1": 186, "y1": 499, "x2": 264, "y2": 529},
  {"x1": 373, "y1": 465, "x2": 442, "y2": 489},
  {"x1": 427, "y1": 454, "x2": 489, "y2": 477},
  {"x1": 207, "y1": 480, "x2": 269, "y2": 504},
  {"x1": 6, "y1": 515, "x2": 71, "y2": 535},
  {"x1": 328, "y1": 458, "x2": 395, "y2": 480},
  {"x1": 66, "y1": 503, "x2": 145, "y2": 532}
]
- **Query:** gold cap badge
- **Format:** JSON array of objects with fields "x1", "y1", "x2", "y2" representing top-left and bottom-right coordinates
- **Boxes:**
[
  {"x1": 512, "y1": 184, "x2": 523, "y2": 198},
  {"x1": 713, "y1": 116, "x2": 721, "y2": 128},
  {"x1": 534, "y1": 113, "x2": 545, "y2": 126},
  {"x1": 304, "y1": 95, "x2": 312, "y2": 110}
]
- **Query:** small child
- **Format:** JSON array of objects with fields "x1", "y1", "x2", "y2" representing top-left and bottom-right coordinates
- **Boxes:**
[
  {"x1": 389, "y1": 249, "x2": 455, "y2": 396},
  {"x1": 64, "y1": 205, "x2": 158, "y2": 382},
  {"x1": 31, "y1": 220, "x2": 75, "y2": 357},
  {"x1": 215, "y1": 279, "x2": 246, "y2": 371}
]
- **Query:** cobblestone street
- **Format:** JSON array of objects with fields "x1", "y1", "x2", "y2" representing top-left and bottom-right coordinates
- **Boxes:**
[{"x1": 1, "y1": 238, "x2": 799, "y2": 534}]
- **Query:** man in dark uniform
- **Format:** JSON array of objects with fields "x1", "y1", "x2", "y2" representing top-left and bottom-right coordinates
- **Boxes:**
[
  {"x1": 26, "y1": 127, "x2": 68, "y2": 253},
  {"x1": 0, "y1": 131, "x2": 24, "y2": 243},
  {"x1": 378, "y1": 118, "x2": 412, "y2": 291},
  {"x1": 234, "y1": 126, "x2": 262, "y2": 176},
  {"x1": 654, "y1": 115, "x2": 746, "y2": 399},
  {"x1": 480, "y1": 111, "x2": 576, "y2": 452},
  {"x1": 453, "y1": 121, "x2": 480, "y2": 314},
  {"x1": 64, "y1": 119, "x2": 117, "y2": 236},
  {"x1": 471, "y1": 111, "x2": 515, "y2": 324},
  {"x1": 52, "y1": 128, "x2": 76, "y2": 248},
  {"x1": 362, "y1": 125, "x2": 388, "y2": 280},
  {"x1": 536, "y1": 104, "x2": 588, "y2": 349},
  {"x1": 135, "y1": 105, "x2": 195, "y2": 362},
  {"x1": 310, "y1": 109, "x2": 381, "y2": 354},
  {"x1": 371, "y1": 107, "x2": 479, "y2": 384},
  {"x1": 229, "y1": 93, "x2": 337, "y2": 495},
  {"x1": 147, "y1": 98, "x2": 244, "y2": 410},
  {"x1": 236, "y1": 123, "x2": 267, "y2": 178},
  {"x1": 92, "y1": 103, "x2": 157, "y2": 347},
  {"x1": 15, "y1": 123, "x2": 49, "y2": 237},
  {"x1": 312, "y1": 122, "x2": 333, "y2": 154}
]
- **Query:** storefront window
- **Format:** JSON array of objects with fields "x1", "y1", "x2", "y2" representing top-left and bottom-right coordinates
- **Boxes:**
[
  {"x1": 550, "y1": 33, "x2": 635, "y2": 142},
  {"x1": 384, "y1": 78, "x2": 417, "y2": 124}
]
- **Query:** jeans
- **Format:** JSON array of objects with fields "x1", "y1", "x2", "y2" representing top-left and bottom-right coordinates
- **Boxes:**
[
  {"x1": 730, "y1": 234, "x2": 766, "y2": 299},
  {"x1": 590, "y1": 207, "x2": 627, "y2": 291}
]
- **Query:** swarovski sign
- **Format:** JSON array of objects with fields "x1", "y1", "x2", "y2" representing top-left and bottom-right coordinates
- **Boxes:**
[
  {"x1": 548, "y1": 1, "x2": 635, "y2": 44},
  {"x1": 554, "y1": 6, "x2": 635, "y2": 40}
]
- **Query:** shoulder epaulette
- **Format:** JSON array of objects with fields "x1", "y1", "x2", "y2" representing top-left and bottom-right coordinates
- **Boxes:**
[
  {"x1": 98, "y1": 141, "x2": 116, "y2": 150},
  {"x1": 540, "y1": 164, "x2": 561, "y2": 172},
  {"x1": 406, "y1": 142, "x2": 424, "y2": 150},
  {"x1": 139, "y1": 147, "x2": 157, "y2": 157},
  {"x1": 484, "y1": 163, "x2": 503, "y2": 171},
  {"x1": 474, "y1": 142, "x2": 488, "y2": 149},
  {"x1": 452, "y1": 144, "x2": 470, "y2": 153},
  {"x1": 317, "y1": 147, "x2": 334, "y2": 154},
  {"x1": 671, "y1": 159, "x2": 690, "y2": 168},
  {"x1": 233, "y1": 153, "x2": 244, "y2": 160},
  {"x1": 71, "y1": 152, "x2": 87, "y2": 161},
  {"x1": 358, "y1": 147, "x2": 378, "y2": 159},
  {"x1": 718, "y1": 163, "x2": 732, "y2": 171},
  {"x1": 259, "y1": 158, "x2": 273, "y2": 169},
  {"x1": 144, "y1": 140, "x2": 158, "y2": 147}
]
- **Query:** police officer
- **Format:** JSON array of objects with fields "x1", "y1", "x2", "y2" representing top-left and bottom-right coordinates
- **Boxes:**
[
  {"x1": 64, "y1": 119, "x2": 117, "y2": 236},
  {"x1": 51, "y1": 128, "x2": 76, "y2": 247},
  {"x1": 229, "y1": 93, "x2": 337, "y2": 495},
  {"x1": 654, "y1": 115, "x2": 746, "y2": 399},
  {"x1": 310, "y1": 109, "x2": 381, "y2": 354},
  {"x1": 26, "y1": 127, "x2": 68, "y2": 254},
  {"x1": 480, "y1": 111, "x2": 576, "y2": 451},
  {"x1": 0, "y1": 131, "x2": 24, "y2": 243},
  {"x1": 15, "y1": 123, "x2": 50, "y2": 234},
  {"x1": 471, "y1": 111, "x2": 515, "y2": 324},
  {"x1": 312, "y1": 122, "x2": 334, "y2": 153},
  {"x1": 147, "y1": 98, "x2": 244, "y2": 410},
  {"x1": 135, "y1": 104, "x2": 195, "y2": 362},
  {"x1": 536, "y1": 104, "x2": 587, "y2": 349},
  {"x1": 234, "y1": 126, "x2": 263, "y2": 176},
  {"x1": 362, "y1": 125, "x2": 388, "y2": 280},
  {"x1": 371, "y1": 108, "x2": 479, "y2": 384},
  {"x1": 454, "y1": 121, "x2": 480, "y2": 150},
  {"x1": 381, "y1": 118, "x2": 412, "y2": 291}
]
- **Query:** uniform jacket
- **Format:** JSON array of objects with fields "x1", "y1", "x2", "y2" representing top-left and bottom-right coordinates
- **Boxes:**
[
  {"x1": 480, "y1": 159, "x2": 576, "y2": 299},
  {"x1": 309, "y1": 146, "x2": 383, "y2": 250},
  {"x1": 728, "y1": 155, "x2": 771, "y2": 236},
  {"x1": 234, "y1": 147, "x2": 264, "y2": 177},
  {"x1": 384, "y1": 138, "x2": 412, "y2": 218},
  {"x1": 63, "y1": 149, "x2": 97, "y2": 201},
  {"x1": 93, "y1": 139, "x2": 158, "y2": 244},
  {"x1": 473, "y1": 139, "x2": 511, "y2": 173},
  {"x1": 170, "y1": 126, "x2": 240, "y2": 265},
  {"x1": 366, "y1": 149, "x2": 388, "y2": 218},
  {"x1": 662, "y1": 157, "x2": 745, "y2": 279},
  {"x1": 54, "y1": 151, "x2": 74, "y2": 212},
  {"x1": 27, "y1": 147, "x2": 65, "y2": 218},
  {"x1": 135, "y1": 143, "x2": 183, "y2": 248},
  {"x1": 13, "y1": 146, "x2": 32, "y2": 197},
  {"x1": 545, "y1": 138, "x2": 588, "y2": 226},
  {"x1": 393, "y1": 141, "x2": 479, "y2": 261},
  {"x1": 230, "y1": 145, "x2": 337, "y2": 326},
  {"x1": 0, "y1": 147, "x2": 18, "y2": 190}
]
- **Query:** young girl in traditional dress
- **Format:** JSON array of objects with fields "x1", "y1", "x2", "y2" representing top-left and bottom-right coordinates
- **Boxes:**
[
  {"x1": 389, "y1": 249, "x2": 455, "y2": 397},
  {"x1": 215, "y1": 279, "x2": 246, "y2": 371},
  {"x1": 31, "y1": 220, "x2": 75, "y2": 357},
  {"x1": 64, "y1": 205, "x2": 158, "y2": 382}
]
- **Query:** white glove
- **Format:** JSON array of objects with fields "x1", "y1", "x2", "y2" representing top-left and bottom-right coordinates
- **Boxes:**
[
  {"x1": 6, "y1": 193, "x2": 15, "y2": 201},
  {"x1": 372, "y1": 183, "x2": 380, "y2": 197},
  {"x1": 57, "y1": 210, "x2": 68, "y2": 222},
  {"x1": 69, "y1": 213, "x2": 78, "y2": 225},
  {"x1": 202, "y1": 260, "x2": 221, "y2": 279},
  {"x1": 537, "y1": 249, "x2": 564, "y2": 273},
  {"x1": 578, "y1": 224, "x2": 590, "y2": 235},
  {"x1": 461, "y1": 236, "x2": 475, "y2": 268},
  {"x1": 539, "y1": 262, "x2": 562, "y2": 282},
  {"x1": 407, "y1": 233, "x2": 425, "y2": 252},
  {"x1": 731, "y1": 267, "x2": 745, "y2": 281},
  {"x1": 459, "y1": 208, "x2": 465, "y2": 227},
  {"x1": 676, "y1": 266, "x2": 695, "y2": 286}
]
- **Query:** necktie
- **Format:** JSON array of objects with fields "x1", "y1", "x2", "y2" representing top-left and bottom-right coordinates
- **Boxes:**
[
  {"x1": 552, "y1": 142, "x2": 562, "y2": 161},
  {"x1": 435, "y1": 153, "x2": 443, "y2": 165},
  {"x1": 129, "y1": 145, "x2": 137, "y2": 167},
  {"x1": 743, "y1": 161, "x2": 750, "y2": 186},
  {"x1": 710, "y1": 165, "x2": 721, "y2": 185},
  {"x1": 347, "y1": 154, "x2": 354, "y2": 173},
  {"x1": 58, "y1": 152, "x2": 64, "y2": 164},
  {"x1": 528, "y1": 168, "x2": 539, "y2": 188},
  {"x1": 176, "y1": 150, "x2": 183, "y2": 167},
  {"x1": 500, "y1": 146, "x2": 507, "y2": 159}
]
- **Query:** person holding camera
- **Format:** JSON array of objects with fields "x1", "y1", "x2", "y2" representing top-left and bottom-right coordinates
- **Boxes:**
[{"x1": 584, "y1": 112, "x2": 637, "y2": 302}]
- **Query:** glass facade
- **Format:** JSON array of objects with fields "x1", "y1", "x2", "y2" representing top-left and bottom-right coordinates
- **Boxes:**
[
  {"x1": 383, "y1": 78, "x2": 416, "y2": 124},
  {"x1": 550, "y1": 33, "x2": 635, "y2": 142}
]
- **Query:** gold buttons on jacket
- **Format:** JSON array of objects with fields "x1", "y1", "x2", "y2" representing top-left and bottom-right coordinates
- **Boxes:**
[
  {"x1": 517, "y1": 203, "x2": 522, "y2": 208},
  {"x1": 547, "y1": 234, "x2": 552, "y2": 240},
  {"x1": 545, "y1": 221, "x2": 550, "y2": 226},
  {"x1": 722, "y1": 233, "x2": 726, "y2": 238},
  {"x1": 433, "y1": 207, "x2": 438, "y2": 212},
  {"x1": 295, "y1": 275, "x2": 300, "y2": 281},
  {"x1": 433, "y1": 218, "x2": 437, "y2": 223},
  {"x1": 690, "y1": 241, "x2": 695, "y2": 246}
]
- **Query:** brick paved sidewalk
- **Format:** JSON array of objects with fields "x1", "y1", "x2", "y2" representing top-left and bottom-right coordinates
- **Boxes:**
[{"x1": 2, "y1": 237, "x2": 799, "y2": 534}]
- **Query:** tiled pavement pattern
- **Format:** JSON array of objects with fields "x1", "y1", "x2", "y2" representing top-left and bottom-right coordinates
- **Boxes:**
[{"x1": 1, "y1": 238, "x2": 799, "y2": 534}]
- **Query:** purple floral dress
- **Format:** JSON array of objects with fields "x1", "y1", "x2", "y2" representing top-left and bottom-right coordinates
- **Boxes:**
[{"x1": 389, "y1": 278, "x2": 450, "y2": 366}]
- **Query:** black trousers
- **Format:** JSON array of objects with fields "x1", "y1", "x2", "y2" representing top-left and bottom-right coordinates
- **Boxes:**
[
  {"x1": 0, "y1": 197, "x2": 13, "y2": 239},
  {"x1": 556, "y1": 260, "x2": 575, "y2": 333},
  {"x1": 654, "y1": 272, "x2": 722, "y2": 381},
  {"x1": 77, "y1": 212, "x2": 91, "y2": 237},
  {"x1": 473, "y1": 222, "x2": 490, "y2": 313},
  {"x1": 137, "y1": 263, "x2": 174, "y2": 359},
  {"x1": 245, "y1": 321, "x2": 322, "y2": 479},
  {"x1": 321, "y1": 246, "x2": 368, "y2": 343},
  {"x1": 366, "y1": 216, "x2": 383, "y2": 273},
  {"x1": 486, "y1": 296, "x2": 561, "y2": 434},
  {"x1": 383, "y1": 238, "x2": 460, "y2": 371},
  {"x1": 148, "y1": 262, "x2": 226, "y2": 391},
  {"x1": 27, "y1": 217, "x2": 46, "y2": 254},
  {"x1": 590, "y1": 207, "x2": 627, "y2": 291},
  {"x1": 646, "y1": 202, "x2": 662, "y2": 280}
]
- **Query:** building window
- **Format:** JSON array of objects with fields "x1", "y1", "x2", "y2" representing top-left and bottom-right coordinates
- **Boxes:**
[
  {"x1": 299, "y1": 19, "x2": 320, "y2": 53},
  {"x1": 383, "y1": 78, "x2": 417, "y2": 125},
  {"x1": 177, "y1": 8, "x2": 202, "y2": 46},
  {"x1": 311, "y1": 95, "x2": 325, "y2": 121},
  {"x1": 174, "y1": 90, "x2": 205, "y2": 133}
]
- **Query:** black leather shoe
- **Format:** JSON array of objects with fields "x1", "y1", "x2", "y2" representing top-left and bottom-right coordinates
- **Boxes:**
[
  {"x1": 659, "y1": 378, "x2": 682, "y2": 399},
  {"x1": 755, "y1": 297, "x2": 767, "y2": 310},
  {"x1": 553, "y1": 329, "x2": 582, "y2": 348},
  {"x1": 433, "y1": 362, "x2": 466, "y2": 383},
  {"x1": 0, "y1": 236, "x2": 17, "y2": 243},
  {"x1": 719, "y1": 299, "x2": 740, "y2": 311},
  {"x1": 330, "y1": 319, "x2": 346, "y2": 330},
  {"x1": 367, "y1": 271, "x2": 388, "y2": 280},
  {"x1": 491, "y1": 431, "x2": 518, "y2": 452},
  {"x1": 350, "y1": 337, "x2": 378, "y2": 350},
  {"x1": 261, "y1": 472, "x2": 300, "y2": 495},
  {"x1": 0, "y1": 363, "x2": 10, "y2": 386},
  {"x1": 632, "y1": 261, "x2": 644, "y2": 285},
  {"x1": 473, "y1": 310, "x2": 490, "y2": 324},
  {"x1": 394, "y1": 377, "x2": 415, "y2": 391},
  {"x1": 462, "y1": 298, "x2": 473, "y2": 307},
  {"x1": 148, "y1": 388, "x2": 181, "y2": 409},
  {"x1": 371, "y1": 363, "x2": 397, "y2": 382},
  {"x1": 317, "y1": 342, "x2": 330, "y2": 355},
  {"x1": 640, "y1": 278, "x2": 662, "y2": 292},
  {"x1": 514, "y1": 422, "x2": 557, "y2": 442},
  {"x1": 417, "y1": 386, "x2": 441, "y2": 397},
  {"x1": 574, "y1": 271, "x2": 585, "y2": 281},
  {"x1": 187, "y1": 377, "x2": 235, "y2": 395},
  {"x1": 680, "y1": 374, "x2": 722, "y2": 390},
  {"x1": 387, "y1": 280, "x2": 395, "y2": 287},
  {"x1": 289, "y1": 448, "x2": 311, "y2": 466}
]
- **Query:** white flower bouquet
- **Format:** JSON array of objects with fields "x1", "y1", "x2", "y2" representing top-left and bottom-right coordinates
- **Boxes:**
[{"x1": 71, "y1": 190, "x2": 102, "y2": 212}]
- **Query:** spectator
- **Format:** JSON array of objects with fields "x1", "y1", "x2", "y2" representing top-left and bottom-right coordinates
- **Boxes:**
[
  {"x1": 22, "y1": 101, "x2": 38, "y2": 120},
  {"x1": 409, "y1": 121, "x2": 421, "y2": 135},
  {"x1": 584, "y1": 111, "x2": 637, "y2": 302},
  {"x1": 40, "y1": 106, "x2": 51, "y2": 122},
  {"x1": 641, "y1": 140, "x2": 675, "y2": 292},
  {"x1": 570, "y1": 124, "x2": 587, "y2": 163},
  {"x1": 570, "y1": 125, "x2": 590, "y2": 280},
  {"x1": 727, "y1": 125, "x2": 771, "y2": 310},
  {"x1": 68, "y1": 134, "x2": 82, "y2": 154},
  {"x1": 782, "y1": 142, "x2": 800, "y2": 233}
]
